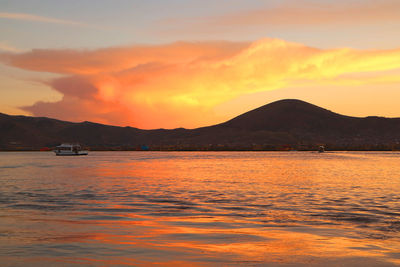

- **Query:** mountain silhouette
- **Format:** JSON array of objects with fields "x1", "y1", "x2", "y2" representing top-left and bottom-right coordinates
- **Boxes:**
[
  {"x1": 221, "y1": 99, "x2": 348, "y2": 131},
  {"x1": 2, "y1": 99, "x2": 400, "y2": 150}
]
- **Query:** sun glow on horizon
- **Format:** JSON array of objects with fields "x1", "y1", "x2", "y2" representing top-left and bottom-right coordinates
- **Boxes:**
[
  {"x1": 1, "y1": 0, "x2": 400, "y2": 128},
  {"x1": 0, "y1": 38, "x2": 400, "y2": 129},
  {"x1": 1, "y1": 38, "x2": 400, "y2": 128}
]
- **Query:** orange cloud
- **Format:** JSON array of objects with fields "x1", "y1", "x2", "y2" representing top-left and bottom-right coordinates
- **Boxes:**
[
  {"x1": 2, "y1": 38, "x2": 400, "y2": 129},
  {"x1": 0, "y1": 42, "x2": 248, "y2": 75}
]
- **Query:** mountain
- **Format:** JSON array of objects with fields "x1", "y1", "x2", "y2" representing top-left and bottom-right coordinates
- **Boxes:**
[{"x1": 2, "y1": 99, "x2": 400, "y2": 151}]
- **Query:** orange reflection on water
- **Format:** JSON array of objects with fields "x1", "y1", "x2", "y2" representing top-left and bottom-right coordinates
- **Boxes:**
[
  {"x1": 2, "y1": 151, "x2": 400, "y2": 266},
  {"x1": 52, "y1": 214, "x2": 399, "y2": 266},
  {"x1": 70, "y1": 152, "x2": 400, "y2": 265}
]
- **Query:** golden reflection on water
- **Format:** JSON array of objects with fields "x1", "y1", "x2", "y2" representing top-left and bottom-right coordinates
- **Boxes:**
[{"x1": 1, "y1": 151, "x2": 400, "y2": 266}]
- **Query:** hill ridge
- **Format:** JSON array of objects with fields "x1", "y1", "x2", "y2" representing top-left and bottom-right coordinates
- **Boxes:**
[{"x1": 1, "y1": 99, "x2": 400, "y2": 150}]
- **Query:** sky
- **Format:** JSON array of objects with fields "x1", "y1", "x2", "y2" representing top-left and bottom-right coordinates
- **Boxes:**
[{"x1": 1, "y1": 0, "x2": 400, "y2": 129}]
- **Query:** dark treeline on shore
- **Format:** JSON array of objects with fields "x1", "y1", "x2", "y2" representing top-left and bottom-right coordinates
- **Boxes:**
[
  {"x1": 3, "y1": 145, "x2": 400, "y2": 152},
  {"x1": 2, "y1": 99, "x2": 400, "y2": 152}
]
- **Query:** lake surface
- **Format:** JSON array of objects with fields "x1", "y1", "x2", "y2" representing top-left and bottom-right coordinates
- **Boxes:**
[{"x1": 0, "y1": 151, "x2": 400, "y2": 266}]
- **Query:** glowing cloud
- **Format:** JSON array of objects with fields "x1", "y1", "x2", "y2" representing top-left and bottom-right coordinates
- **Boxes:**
[{"x1": 1, "y1": 38, "x2": 400, "y2": 129}]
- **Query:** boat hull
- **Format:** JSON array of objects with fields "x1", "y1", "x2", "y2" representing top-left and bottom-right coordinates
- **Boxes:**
[{"x1": 54, "y1": 151, "x2": 88, "y2": 156}]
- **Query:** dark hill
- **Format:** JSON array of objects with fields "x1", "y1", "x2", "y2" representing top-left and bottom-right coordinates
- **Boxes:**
[
  {"x1": 2, "y1": 99, "x2": 400, "y2": 150},
  {"x1": 220, "y1": 99, "x2": 349, "y2": 131}
]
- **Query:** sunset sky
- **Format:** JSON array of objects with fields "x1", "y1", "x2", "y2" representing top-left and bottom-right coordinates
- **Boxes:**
[{"x1": 1, "y1": 0, "x2": 400, "y2": 129}]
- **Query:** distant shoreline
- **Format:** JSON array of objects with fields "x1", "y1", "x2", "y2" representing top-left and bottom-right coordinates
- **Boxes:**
[
  {"x1": 2, "y1": 149, "x2": 400, "y2": 152},
  {"x1": 3, "y1": 99, "x2": 400, "y2": 152}
]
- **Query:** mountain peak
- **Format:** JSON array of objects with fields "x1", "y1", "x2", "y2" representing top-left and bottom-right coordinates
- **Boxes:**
[
  {"x1": 258, "y1": 99, "x2": 331, "y2": 111},
  {"x1": 220, "y1": 99, "x2": 344, "y2": 131}
]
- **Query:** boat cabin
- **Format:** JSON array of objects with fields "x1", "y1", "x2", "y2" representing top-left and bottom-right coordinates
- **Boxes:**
[
  {"x1": 56, "y1": 143, "x2": 81, "y2": 152},
  {"x1": 54, "y1": 143, "x2": 88, "y2": 156}
]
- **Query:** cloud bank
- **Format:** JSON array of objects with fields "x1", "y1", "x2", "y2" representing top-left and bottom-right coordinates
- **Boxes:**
[{"x1": 1, "y1": 38, "x2": 400, "y2": 129}]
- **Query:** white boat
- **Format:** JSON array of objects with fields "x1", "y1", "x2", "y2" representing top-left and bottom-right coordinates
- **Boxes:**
[{"x1": 54, "y1": 143, "x2": 88, "y2": 156}]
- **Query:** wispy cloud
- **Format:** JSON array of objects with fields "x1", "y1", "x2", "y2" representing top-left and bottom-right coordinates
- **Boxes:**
[
  {"x1": 0, "y1": 41, "x2": 23, "y2": 53},
  {"x1": 221, "y1": 0, "x2": 400, "y2": 26},
  {"x1": 0, "y1": 12, "x2": 88, "y2": 27},
  {"x1": 163, "y1": 0, "x2": 400, "y2": 32}
]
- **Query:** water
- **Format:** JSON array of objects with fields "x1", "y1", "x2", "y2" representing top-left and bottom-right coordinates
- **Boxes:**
[{"x1": 0, "y1": 151, "x2": 400, "y2": 266}]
